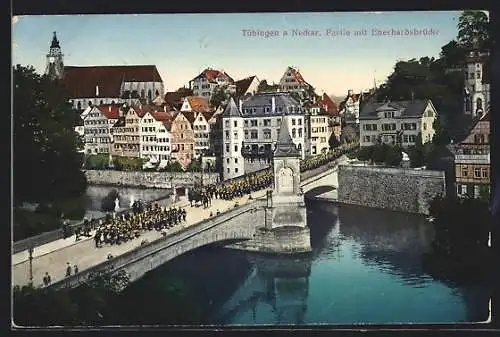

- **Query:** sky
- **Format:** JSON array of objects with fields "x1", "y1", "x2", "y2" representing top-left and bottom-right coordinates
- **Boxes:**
[{"x1": 12, "y1": 11, "x2": 463, "y2": 97}]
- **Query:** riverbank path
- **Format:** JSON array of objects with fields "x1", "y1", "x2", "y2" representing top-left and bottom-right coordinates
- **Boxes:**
[{"x1": 12, "y1": 190, "x2": 267, "y2": 289}]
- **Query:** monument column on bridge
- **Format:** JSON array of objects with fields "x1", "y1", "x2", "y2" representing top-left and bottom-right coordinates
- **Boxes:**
[{"x1": 257, "y1": 115, "x2": 312, "y2": 253}]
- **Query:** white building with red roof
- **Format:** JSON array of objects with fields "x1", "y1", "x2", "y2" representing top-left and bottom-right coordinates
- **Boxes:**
[
  {"x1": 188, "y1": 68, "x2": 236, "y2": 102},
  {"x1": 140, "y1": 110, "x2": 173, "y2": 165},
  {"x1": 83, "y1": 105, "x2": 122, "y2": 155},
  {"x1": 278, "y1": 66, "x2": 313, "y2": 96},
  {"x1": 339, "y1": 89, "x2": 362, "y2": 125}
]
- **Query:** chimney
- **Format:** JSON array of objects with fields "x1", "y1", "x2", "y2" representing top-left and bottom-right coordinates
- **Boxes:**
[
  {"x1": 313, "y1": 96, "x2": 316, "y2": 104},
  {"x1": 96, "y1": 85, "x2": 99, "y2": 97},
  {"x1": 108, "y1": 105, "x2": 111, "y2": 113},
  {"x1": 271, "y1": 96, "x2": 276, "y2": 113},
  {"x1": 239, "y1": 99, "x2": 243, "y2": 112},
  {"x1": 164, "y1": 104, "x2": 166, "y2": 112}
]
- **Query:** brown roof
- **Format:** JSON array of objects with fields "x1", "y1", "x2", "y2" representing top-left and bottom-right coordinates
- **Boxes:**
[
  {"x1": 235, "y1": 76, "x2": 256, "y2": 97},
  {"x1": 131, "y1": 104, "x2": 155, "y2": 117},
  {"x1": 151, "y1": 111, "x2": 172, "y2": 123},
  {"x1": 164, "y1": 92, "x2": 183, "y2": 106},
  {"x1": 62, "y1": 65, "x2": 162, "y2": 98},
  {"x1": 185, "y1": 96, "x2": 210, "y2": 113},
  {"x1": 162, "y1": 120, "x2": 173, "y2": 131},
  {"x1": 191, "y1": 68, "x2": 234, "y2": 84},
  {"x1": 181, "y1": 111, "x2": 196, "y2": 124}
]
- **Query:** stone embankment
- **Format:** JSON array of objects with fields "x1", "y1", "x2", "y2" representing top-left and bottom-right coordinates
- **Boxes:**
[
  {"x1": 84, "y1": 170, "x2": 220, "y2": 189},
  {"x1": 338, "y1": 165, "x2": 446, "y2": 215}
]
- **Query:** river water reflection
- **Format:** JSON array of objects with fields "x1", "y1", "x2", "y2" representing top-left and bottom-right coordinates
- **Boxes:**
[{"x1": 122, "y1": 199, "x2": 492, "y2": 325}]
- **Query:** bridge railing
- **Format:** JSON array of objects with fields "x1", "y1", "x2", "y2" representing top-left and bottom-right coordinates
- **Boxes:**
[
  {"x1": 12, "y1": 194, "x2": 176, "y2": 254},
  {"x1": 48, "y1": 199, "x2": 267, "y2": 291}
]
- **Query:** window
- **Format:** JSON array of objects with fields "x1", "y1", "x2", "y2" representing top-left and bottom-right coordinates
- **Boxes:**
[
  {"x1": 462, "y1": 166, "x2": 468, "y2": 177},
  {"x1": 244, "y1": 130, "x2": 249, "y2": 139},
  {"x1": 409, "y1": 135, "x2": 416, "y2": 143},
  {"x1": 227, "y1": 168, "x2": 230, "y2": 173},
  {"x1": 235, "y1": 158, "x2": 238, "y2": 164},
  {"x1": 297, "y1": 143, "x2": 302, "y2": 150},
  {"x1": 263, "y1": 119, "x2": 271, "y2": 127},
  {"x1": 225, "y1": 144, "x2": 229, "y2": 153},
  {"x1": 298, "y1": 128, "x2": 302, "y2": 137},
  {"x1": 244, "y1": 120, "x2": 248, "y2": 127},
  {"x1": 481, "y1": 168, "x2": 489, "y2": 178},
  {"x1": 476, "y1": 97, "x2": 483, "y2": 111},
  {"x1": 474, "y1": 168, "x2": 481, "y2": 178},
  {"x1": 234, "y1": 145, "x2": 238, "y2": 152},
  {"x1": 251, "y1": 120, "x2": 258, "y2": 127},
  {"x1": 226, "y1": 158, "x2": 230, "y2": 164},
  {"x1": 250, "y1": 131, "x2": 258, "y2": 139},
  {"x1": 476, "y1": 70, "x2": 481, "y2": 79},
  {"x1": 298, "y1": 119, "x2": 302, "y2": 126},
  {"x1": 263, "y1": 130, "x2": 272, "y2": 139},
  {"x1": 234, "y1": 120, "x2": 238, "y2": 127},
  {"x1": 470, "y1": 72, "x2": 475, "y2": 79},
  {"x1": 363, "y1": 136, "x2": 371, "y2": 142},
  {"x1": 233, "y1": 132, "x2": 238, "y2": 139},
  {"x1": 225, "y1": 120, "x2": 229, "y2": 128},
  {"x1": 235, "y1": 168, "x2": 239, "y2": 173},
  {"x1": 292, "y1": 119, "x2": 296, "y2": 126},
  {"x1": 423, "y1": 123, "x2": 427, "y2": 130}
]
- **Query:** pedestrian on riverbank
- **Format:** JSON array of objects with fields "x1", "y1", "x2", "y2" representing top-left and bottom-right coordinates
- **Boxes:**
[
  {"x1": 74, "y1": 264, "x2": 79, "y2": 275},
  {"x1": 43, "y1": 272, "x2": 50, "y2": 286},
  {"x1": 65, "y1": 262, "x2": 71, "y2": 277}
]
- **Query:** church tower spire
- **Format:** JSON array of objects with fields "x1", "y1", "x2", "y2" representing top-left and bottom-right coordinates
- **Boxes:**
[{"x1": 45, "y1": 31, "x2": 64, "y2": 80}]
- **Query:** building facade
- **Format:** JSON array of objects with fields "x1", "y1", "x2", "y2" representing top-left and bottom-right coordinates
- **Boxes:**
[
  {"x1": 189, "y1": 68, "x2": 236, "y2": 101},
  {"x1": 453, "y1": 112, "x2": 490, "y2": 199},
  {"x1": 45, "y1": 31, "x2": 64, "y2": 80},
  {"x1": 305, "y1": 114, "x2": 331, "y2": 156},
  {"x1": 221, "y1": 98, "x2": 245, "y2": 180},
  {"x1": 193, "y1": 111, "x2": 214, "y2": 157},
  {"x1": 111, "y1": 107, "x2": 143, "y2": 158},
  {"x1": 82, "y1": 105, "x2": 120, "y2": 155},
  {"x1": 339, "y1": 90, "x2": 361, "y2": 125},
  {"x1": 139, "y1": 110, "x2": 172, "y2": 164},
  {"x1": 170, "y1": 112, "x2": 195, "y2": 167},
  {"x1": 359, "y1": 99, "x2": 437, "y2": 147}
]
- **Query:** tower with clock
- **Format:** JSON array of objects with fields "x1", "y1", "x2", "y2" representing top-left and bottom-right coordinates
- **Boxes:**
[{"x1": 45, "y1": 31, "x2": 64, "y2": 80}]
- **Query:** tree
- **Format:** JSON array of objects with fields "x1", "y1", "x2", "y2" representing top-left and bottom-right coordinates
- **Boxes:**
[
  {"x1": 256, "y1": 79, "x2": 279, "y2": 93},
  {"x1": 13, "y1": 65, "x2": 87, "y2": 206},
  {"x1": 210, "y1": 85, "x2": 230, "y2": 108},
  {"x1": 176, "y1": 86, "x2": 193, "y2": 96},
  {"x1": 384, "y1": 145, "x2": 403, "y2": 166},
  {"x1": 457, "y1": 10, "x2": 490, "y2": 52},
  {"x1": 439, "y1": 40, "x2": 467, "y2": 68},
  {"x1": 101, "y1": 189, "x2": 120, "y2": 212},
  {"x1": 85, "y1": 154, "x2": 110, "y2": 169},
  {"x1": 328, "y1": 133, "x2": 341, "y2": 149}
]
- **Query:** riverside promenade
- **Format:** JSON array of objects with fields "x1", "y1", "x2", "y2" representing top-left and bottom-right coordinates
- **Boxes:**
[{"x1": 12, "y1": 190, "x2": 267, "y2": 289}]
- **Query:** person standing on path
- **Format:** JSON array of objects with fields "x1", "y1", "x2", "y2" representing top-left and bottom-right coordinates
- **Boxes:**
[
  {"x1": 74, "y1": 264, "x2": 79, "y2": 275},
  {"x1": 65, "y1": 262, "x2": 72, "y2": 277}
]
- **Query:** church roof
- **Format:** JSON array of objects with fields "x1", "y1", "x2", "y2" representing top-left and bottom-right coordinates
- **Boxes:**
[
  {"x1": 62, "y1": 65, "x2": 163, "y2": 99},
  {"x1": 274, "y1": 115, "x2": 301, "y2": 158},
  {"x1": 222, "y1": 97, "x2": 242, "y2": 118}
]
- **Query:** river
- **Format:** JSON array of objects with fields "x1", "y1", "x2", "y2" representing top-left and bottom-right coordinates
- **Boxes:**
[
  {"x1": 83, "y1": 185, "x2": 171, "y2": 219},
  {"x1": 117, "y1": 198, "x2": 492, "y2": 325}
]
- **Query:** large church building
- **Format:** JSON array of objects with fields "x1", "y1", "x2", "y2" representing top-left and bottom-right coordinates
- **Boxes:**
[{"x1": 44, "y1": 32, "x2": 165, "y2": 111}]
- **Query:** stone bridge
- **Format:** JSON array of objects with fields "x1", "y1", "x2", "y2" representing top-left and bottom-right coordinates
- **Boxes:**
[{"x1": 51, "y1": 199, "x2": 268, "y2": 290}]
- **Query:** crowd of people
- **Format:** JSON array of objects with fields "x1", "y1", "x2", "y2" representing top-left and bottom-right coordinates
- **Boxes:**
[
  {"x1": 92, "y1": 202, "x2": 187, "y2": 248},
  {"x1": 300, "y1": 144, "x2": 357, "y2": 172}
]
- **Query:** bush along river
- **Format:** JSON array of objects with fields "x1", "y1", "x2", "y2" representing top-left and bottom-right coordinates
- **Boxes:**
[{"x1": 115, "y1": 199, "x2": 492, "y2": 325}]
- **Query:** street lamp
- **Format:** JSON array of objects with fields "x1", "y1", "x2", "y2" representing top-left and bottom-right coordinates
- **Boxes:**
[{"x1": 28, "y1": 241, "x2": 34, "y2": 287}]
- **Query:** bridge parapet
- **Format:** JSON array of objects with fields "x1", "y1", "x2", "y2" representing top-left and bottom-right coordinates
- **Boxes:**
[{"x1": 49, "y1": 199, "x2": 267, "y2": 291}]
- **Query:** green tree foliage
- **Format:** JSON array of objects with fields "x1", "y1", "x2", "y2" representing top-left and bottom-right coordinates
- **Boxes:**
[
  {"x1": 457, "y1": 10, "x2": 490, "y2": 52},
  {"x1": 384, "y1": 145, "x2": 403, "y2": 166},
  {"x1": 85, "y1": 154, "x2": 110, "y2": 170},
  {"x1": 356, "y1": 144, "x2": 403, "y2": 167},
  {"x1": 340, "y1": 125, "x2": 359, "y2": 144},
  {"x1": 439, "y1": 40, "x2": 467, "y2": 68},
  {"x1": 425, "y1": 195, "x2": 492, "y2": 279},
  {"x1": 328, "y1": 133, "x2": 341, "y2": 149},
  {"x1": 160, "y1": 161, "x2": 184, "y2": 172},
  {"x1": 209, "y1": 85, "x2": 230, "y2": 108},
  {"x1": 256, "y1": 79, "x2": 279, "y2": 93},
  {"x1": 187, "y1": 156, "x2": 202, "y2": 172},
  {"x1": 101, "y1": 189, "x2": 120, "y2": 212},
  {"x1": 112, "y1": 156, "x2": 144, "y2": 171},
  {"x1": 13, "y1": 65, "x2": 87, "y2": 206}
]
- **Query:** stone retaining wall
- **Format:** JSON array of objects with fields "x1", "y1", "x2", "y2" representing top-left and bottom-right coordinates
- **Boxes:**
[
  {"x1": 84, "y1": 170, "x2": 220, "y2": 188},
  {"x1": 338, "y1": 165, "x2": 446, "y2": 215}
]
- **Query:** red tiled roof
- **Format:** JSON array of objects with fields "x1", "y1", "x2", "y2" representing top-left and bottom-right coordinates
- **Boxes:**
[
  {"x1": 98, "y1": 104, "x2": 122, "y2": 119},
  {"x1": 151, "y1": 111, "x2": 172, "y2": 123},
  {"x1": 186, "y1": 96, "x2": 210, "y2": 113},
  {"x1": 321, "y1": 93, "x2": 339, "y2": 116},
  {"x1": 290, "y1": 67, "x2": 305, "y2": 83},
  {"x1": 62, "y1": 65, "x2": 162, "y2": 98},
  {"x1": 132, "y1": 104, "x2": 155, "y2": 117},
  {"x1": 191, "y1": 68, "x2": 234, "y2": 84}
]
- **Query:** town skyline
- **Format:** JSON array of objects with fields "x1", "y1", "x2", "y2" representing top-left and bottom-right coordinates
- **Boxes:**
[{"x1": 13, "y1": 11, "x2": 462, "y2": 96}]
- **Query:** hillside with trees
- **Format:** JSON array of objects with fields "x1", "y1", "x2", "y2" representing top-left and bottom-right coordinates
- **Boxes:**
[{"x1": 372, "y1": 11, "x2": 490, "y2": 142}]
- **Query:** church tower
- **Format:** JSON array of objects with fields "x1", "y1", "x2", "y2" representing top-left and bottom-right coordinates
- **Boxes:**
[
  {"x1": 45, "y1": 31, "x2": 64, "y2": 80},
  {"x1": 463, "y1": 37, "x2": 490, "y2": 118},
  {"x1": 221, "y1": 98, "x2": 245, "y2": 180}
]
